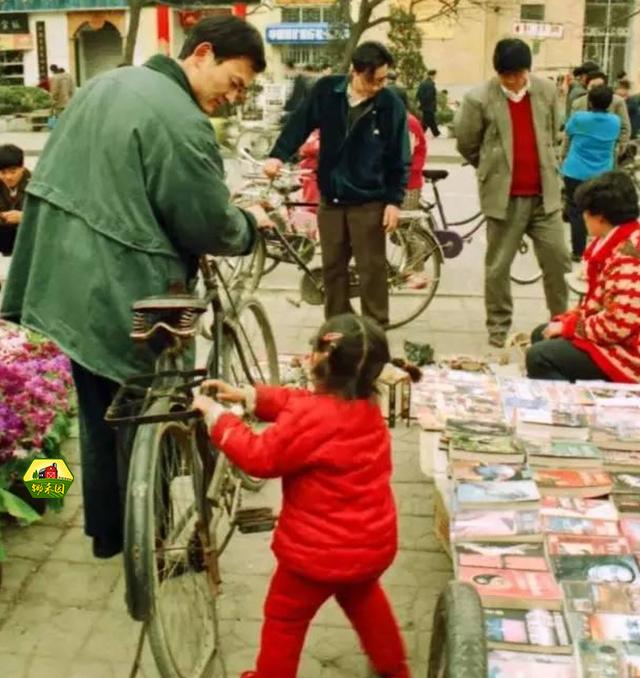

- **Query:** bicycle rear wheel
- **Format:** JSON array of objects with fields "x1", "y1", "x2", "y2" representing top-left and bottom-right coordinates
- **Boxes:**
[
  {"x1": 510, "y1": 237, "x2": 543, "y2": 285},
  {"x1": 222, "y1": 297, "x2": 279, "y2": 492},
  {"x1": 428, "y1": 582, "x2": 487, "y2": 678},
  {"x1": 386, "y1": 222, "x2": 443, "y2": 329},
  {"x1": 124, "y1": 399, "x2": 218, "y2": 678}
]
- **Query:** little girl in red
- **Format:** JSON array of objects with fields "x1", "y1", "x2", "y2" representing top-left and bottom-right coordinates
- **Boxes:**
[{"x1": 193, "y1": 313, "x2": 411, "y2": 678}]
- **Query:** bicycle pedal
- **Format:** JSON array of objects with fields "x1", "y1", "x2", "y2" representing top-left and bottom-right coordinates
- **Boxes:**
[{"x1": 235, "y1": 507, "x2": 277, "y2": 534}]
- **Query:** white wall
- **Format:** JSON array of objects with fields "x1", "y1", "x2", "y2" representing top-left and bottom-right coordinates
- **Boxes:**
[
  {"x1": 132, "y1": 6, "x2": 160, "y2": 65},
  {"x1": 23, "y1": 13, "x2": 70, "y2": 87}
]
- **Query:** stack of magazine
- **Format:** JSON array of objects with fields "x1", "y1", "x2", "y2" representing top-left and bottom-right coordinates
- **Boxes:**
[{"x1": 415, "y1": 371, "x2": 640, "y2": 676}]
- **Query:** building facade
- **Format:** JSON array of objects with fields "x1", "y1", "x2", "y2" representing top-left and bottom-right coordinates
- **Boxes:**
[{"x1": 1, "y1": 1, "x2": 639, "y2": 94}]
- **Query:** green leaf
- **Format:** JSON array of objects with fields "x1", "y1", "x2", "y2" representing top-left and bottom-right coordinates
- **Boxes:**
[{"x1": 0, "y1": 488, "x2": 41, "y2": 524}]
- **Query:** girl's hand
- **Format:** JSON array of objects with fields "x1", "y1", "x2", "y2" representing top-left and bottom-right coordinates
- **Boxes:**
[
  {"x1": 200, "y1": 379, "x2": 247, "y2": 404},
  {"x1": 192, "y1": 394, "x2": 226, "y2": 430}
]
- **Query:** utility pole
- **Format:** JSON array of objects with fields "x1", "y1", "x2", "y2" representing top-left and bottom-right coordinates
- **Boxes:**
[{"x1": 603, "y1": 0, "x2": 612, "y2": 74}]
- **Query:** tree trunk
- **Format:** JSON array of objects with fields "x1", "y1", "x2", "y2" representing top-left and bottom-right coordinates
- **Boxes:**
[{"x1": 122, "y1": 0, "x2": 145, "y2": 66}]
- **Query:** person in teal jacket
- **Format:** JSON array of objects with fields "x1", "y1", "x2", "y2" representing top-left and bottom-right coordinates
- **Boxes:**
[
  {"x1": 562, "y1": 84, "x2": 621, "y2": 259},
  {"x1": 0, "y1": 17, "x2": 270, "y2": 558}
]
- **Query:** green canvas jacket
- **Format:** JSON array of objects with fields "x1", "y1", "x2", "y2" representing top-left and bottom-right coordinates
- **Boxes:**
[{"x1": 1, "y1": 55, "x2": 256, "y2": 382}]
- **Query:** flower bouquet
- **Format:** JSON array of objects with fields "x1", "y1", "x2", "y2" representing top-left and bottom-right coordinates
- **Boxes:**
[{"x1": 0, "y1": 320, "x2": 74, "y2": 561}]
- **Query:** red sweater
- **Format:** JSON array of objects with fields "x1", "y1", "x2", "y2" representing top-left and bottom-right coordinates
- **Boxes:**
[
  {"x1": 211, "y1": 386, "x2": 398, "y2": 582},
  {"x1": 558, "y1": 221, "x2": 640, "y2": 383},
  {"x1": 508, "y1": 96, "x2": 542, "y2": 197}
]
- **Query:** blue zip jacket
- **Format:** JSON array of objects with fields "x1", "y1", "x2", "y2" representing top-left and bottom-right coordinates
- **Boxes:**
[
  {"x1": 270, "y1": 75, "x2": 410, "y2": 206},
  {"x1": 562, "y1": 110, "x2": 621, "y2": 181}
]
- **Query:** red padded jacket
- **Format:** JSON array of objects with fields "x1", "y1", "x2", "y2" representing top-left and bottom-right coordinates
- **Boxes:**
[{"x1": 210, "y1": 385, "x2": 398, "y2": 583}]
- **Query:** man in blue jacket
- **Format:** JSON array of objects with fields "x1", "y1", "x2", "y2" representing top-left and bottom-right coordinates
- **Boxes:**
[{"x1": 264, "y1": 42, "x2": 410, "y2": 328}]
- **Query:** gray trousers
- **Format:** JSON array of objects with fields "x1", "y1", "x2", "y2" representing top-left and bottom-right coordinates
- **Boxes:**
[
  {"x1": 485, "y1": 196, "x2": 570, "y2": 340},
  {"x1": 317, "y1": 201, "x2": 388, "y2": 327}
]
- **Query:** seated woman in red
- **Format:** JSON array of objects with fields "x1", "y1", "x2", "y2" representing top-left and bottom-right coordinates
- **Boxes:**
[
  {"x1": 527, "y1": 171, "x2": 640, "y2": 383},
  {"x1": 193, "y1": 314, "x2": 412, "y2": 678}
]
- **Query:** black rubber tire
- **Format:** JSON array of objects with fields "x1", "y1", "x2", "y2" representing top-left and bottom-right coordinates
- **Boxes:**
[
  {"x1": 222, "y1": 297, "x2": 280, "y2": 492},
  {"x1": 427, "y1": 582, "x2": 487, "y2": 678},
  {"x1": 387, "y1": 228, "x2": 443, "y2": 330},
  {"x1": 123, "y1": 399, "x2": 218, "y2": 678},
  {"x1": 510, "y1": 238, "x2": 543, "y2": 285}
]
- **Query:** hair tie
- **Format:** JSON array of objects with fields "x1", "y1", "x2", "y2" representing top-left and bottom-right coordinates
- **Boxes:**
[{"x1": 322, "y1": 331, "x2": 343, "y2": 350}]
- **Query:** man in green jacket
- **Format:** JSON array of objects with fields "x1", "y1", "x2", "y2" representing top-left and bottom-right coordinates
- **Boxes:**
[
  {"x1": 1, "y1": 17, "x2": 270, "y2": 558},
  {"x1": 265, "y1": 42, "x2": 410, "y2": 328}
]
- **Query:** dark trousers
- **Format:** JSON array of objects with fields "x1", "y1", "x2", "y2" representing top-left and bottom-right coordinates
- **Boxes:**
[
  {"x1": 420, "y1": 109, "x2": 440, "y2": 137},
  {"x1": 564, "y1": 176, "x2": 587, "y2": 257},
  {"x1": 317, "y1": 200, "x2": 389, "y2": 327},
  {"x1": 526, "y1": 324, "x2": 609, "y2": 382},
  {"x1": 71, "y1": 361, "x2": 129, "y2": 549}
]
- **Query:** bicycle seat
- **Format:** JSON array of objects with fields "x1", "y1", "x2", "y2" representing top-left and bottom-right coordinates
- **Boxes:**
[
  {"x1": 131, "y1": 295, "x2": 207, "y2": 342},
  {"x1": 423, "y1": 169, "x2": 449, "y2": 182}
]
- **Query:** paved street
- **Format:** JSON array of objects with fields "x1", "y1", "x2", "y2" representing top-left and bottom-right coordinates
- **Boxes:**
[{"x1": 0, "y1": 133, "x2": 566, "y2": 677}]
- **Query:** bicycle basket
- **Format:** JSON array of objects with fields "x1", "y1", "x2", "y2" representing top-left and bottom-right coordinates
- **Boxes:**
[{"x1": 105, "y1": 369, "x2": 208, "y2": 426}]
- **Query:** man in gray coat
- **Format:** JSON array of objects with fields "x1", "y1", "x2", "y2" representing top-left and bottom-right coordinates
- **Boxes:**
[{"x1": 455, "y1": 38, "x2": 570, "y2": 348}]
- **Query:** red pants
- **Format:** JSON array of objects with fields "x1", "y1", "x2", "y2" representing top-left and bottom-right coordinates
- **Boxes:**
[{"x1": 252, "y1": 565, "x2": 410, "y2": 678}]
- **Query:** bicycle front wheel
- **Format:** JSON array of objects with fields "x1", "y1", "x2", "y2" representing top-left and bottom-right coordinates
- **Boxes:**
[
  {"x1": 386, "y1": 224, "x2": 443, "y2": 329},
  {"x1": 124, "y1": 400, "x2": 218, "y2": 678},
  {"x1": 222, "y1": 297, "x2": 279, "y2": 492},
  {"x1": 510, "y1": 237, "x2": 542, "y2": 285}
]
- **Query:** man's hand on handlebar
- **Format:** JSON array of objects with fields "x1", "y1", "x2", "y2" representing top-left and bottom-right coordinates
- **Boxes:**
[
  {"x1": 245, "y1": 204, "x2": 275, "y2": 230},
  {"x1": 263, "y1": 158, "x2": 283, "y2": 179}
]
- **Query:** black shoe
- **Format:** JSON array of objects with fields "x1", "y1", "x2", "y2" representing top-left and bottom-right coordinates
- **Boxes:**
[{"x1": 92, "y1": 534, "x2": 123, "y2": 559}]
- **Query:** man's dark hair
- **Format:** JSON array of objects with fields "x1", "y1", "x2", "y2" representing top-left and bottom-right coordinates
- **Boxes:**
[
  {"x1": 586, "y1": 70, "x2": 608, "y2": 86},
  {"x1": 493, "y1": 39, "x2": 532, "y2": 74},
  {"x1": 575, "y1": 172, "x2": 640, "y2": 225},
  {"x1": 428, "y1": 69, "x2": 437, "y2": 77},
  {"x1": 618, "y1": 78, "x2": 632, "y2": 91},
  {"x1": 285, "y1": 60, "x2": 295, "y2": 70},
  {"x1": 351, "y1": 41, "x2": 394, "y2": 75},
  {"x1": 0, "y1": 144, "x2": 24, "y2": 170},
  {"x1": 588, "y1": 84, "x2": 613, "y2": 112},
  {"x1": 581, "y1": 61, "x2": 600, "y2": 74},
  {"x1": 49, "y1": 64, "x2": 58, "y2": 74},
  {"x1": 179, "y1": 16, "x2": 266, "y2": 73},
  {"x1": 617, "y1": 70, "x2": 628, "y2": 80}
]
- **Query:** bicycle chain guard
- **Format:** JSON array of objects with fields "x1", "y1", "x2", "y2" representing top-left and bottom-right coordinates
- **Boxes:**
[
  {"x1": 300, "y1": 267, "x2": 325, "y2": 306},
  {"x1": 433, "y1": 230, "x2": 464, "y2": 259},
  {"x1": 105, "y1": 368, "x2": 208, "y2": 426}
]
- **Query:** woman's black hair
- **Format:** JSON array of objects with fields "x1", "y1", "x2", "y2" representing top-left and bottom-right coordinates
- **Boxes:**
[
  {"x1": 492, "y1": 39, "x2": 531, "y2": 74},
  {"x1": 351, "y1": 41, "x2": 394, "y2": 76},
  {"x1": 575, "y1": 171, "x2": 640, "y2": 225},
  {"x1": 588, "y1": 84, "x2": 613, "y2": 112},
  {"x1": 311, "y1": 314, "x2": 390, "y2": 400},
  {"x1": 0, "y1": 144, "x2": 24, "y2": 170},
  {"x1": 179, "y1": 16, "x2": 266, "y2": 73}
]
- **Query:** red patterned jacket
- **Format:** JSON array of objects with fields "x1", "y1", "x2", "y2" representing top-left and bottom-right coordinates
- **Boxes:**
[
  {"x1": 559, "y1": 221, "x2": 640, "y2": 383},
  {"x1": 210, "y1": 386, "x2": 398, "y2": 583}
]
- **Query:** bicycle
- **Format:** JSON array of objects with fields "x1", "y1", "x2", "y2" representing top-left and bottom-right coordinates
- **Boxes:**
[
  {"x1": 230, "y1": 152, "x2": 445, "y2": 329},
  {"x1": 105, "y1": 255, "x2": 279, "y2": 678},
  {"x1": 420, "y1": 168, "x2": 544, "y2": 285}
]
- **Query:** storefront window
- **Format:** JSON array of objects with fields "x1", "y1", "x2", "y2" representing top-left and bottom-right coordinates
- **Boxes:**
[
  {"x1": 0, "y1": 50, "x2": 24, "y2": 85},
  {"x1": 583, "y1": 0, "x2": 633, "y2": 75},
  {"x1": 282, "y1": 45, "x2": 323, "y2": 65},
  {"x1": 280, "y1": 6, "x2": 335, "y2": 22},
  {"x1": 520, "y1": 4, "x2": 545, "y2": 21}
]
